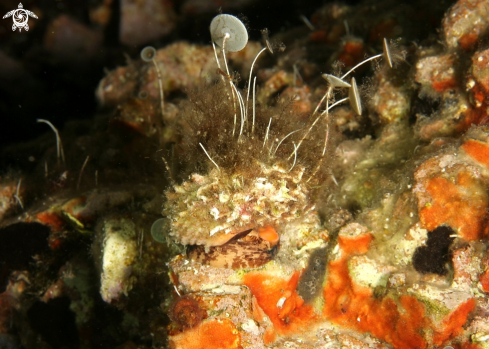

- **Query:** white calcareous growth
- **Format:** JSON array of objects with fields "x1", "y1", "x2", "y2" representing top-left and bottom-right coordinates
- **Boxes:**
[{"x1": 100, "y1": 218, "x2": 138, "y2": 303}]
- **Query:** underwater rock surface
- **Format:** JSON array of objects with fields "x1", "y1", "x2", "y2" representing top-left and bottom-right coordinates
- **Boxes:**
[{"x1": 2, "y1": 0, "x2": 489, "y2": 348}]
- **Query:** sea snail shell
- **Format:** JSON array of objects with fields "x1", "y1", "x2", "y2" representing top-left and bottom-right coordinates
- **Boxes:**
[{"x1": 187, "y1": 226, "x2": 279, "y2": 269}]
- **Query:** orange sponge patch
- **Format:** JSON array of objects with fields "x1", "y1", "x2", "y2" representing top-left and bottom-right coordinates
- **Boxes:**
[
  {"x1": 433, "y1": 298, "x2": 476, "y2": 346},
  {"x1": 419, "y1": 172, "x2": 488, "y2": 241},
  {"x1": 462, "y1": 139, "x2": 489, "y2": 168},
  {"x1": 169, "y1": 318, "x2": 241, "y2": 349},
  {"x1": 322, "y1": 257, "x2": 428, "y2": 349},
  {"x1": 258, "y1": 226, "x2": 279, "y2": 246},
  {"x1": 480, "y1": 269, "x2": 489, "y2": 292},
  {"x1": 455, "y1": 104, "x2": 488, "y2": 133},
  {"x1": 36, "y1": 212, "x2": 65, "y2": 232},
  {"x1": 243, "y1": 271, "x2": 317, "y2": 337},
  {"x1": 338, "y1": 233, "x2": 373, "y2": 255},
  {"x1": 431, "y1": 77, "x2": 457, "y2": 93},
  {"x1": 322, "y1": 228, "x2": 477, "y2": 349}
]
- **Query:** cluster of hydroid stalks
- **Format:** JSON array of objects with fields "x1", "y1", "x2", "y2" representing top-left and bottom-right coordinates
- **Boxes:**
[
  {"x1": 297, "y1": 38, "x2": 405, "y2": 178},
  {"x1": 37, "y1": 119, "x2": 95, "y2": 190},
  {"x1": 159, "y1": 16, "x2": 407, "y2": 252},
  {"x1": 178, "y1": 14, "x2": 404, "y2": 186}
]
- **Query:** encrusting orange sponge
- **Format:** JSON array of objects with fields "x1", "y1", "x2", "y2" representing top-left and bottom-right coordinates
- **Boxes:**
[
  {"x1": 322, "y1": 224, "x2": 476, "y2": 349},
  {"x1": 243, "y1": 271, "x2": 317, "y2": 341},
  {"x1": 323, "y1": 228, "x2": 428, "y2": 349},
  {"x1": 169, "y1": 318, "x2": 241, "y2": 349},
  {"x1": 419, "y1": 172, "x2": 488, "y2": 241},
  {"x1": 433, "y1": 298, "x2": 476, "y2": 346},
  {"x1": 480, "y1": 269, "x2": 489, "y2": 293},
  {"x1": 258, "y1": 226, "x2": 279, "y2": 247},
  {"x1": 462, "y1": 139, "x2": 489, "y2": 168}
]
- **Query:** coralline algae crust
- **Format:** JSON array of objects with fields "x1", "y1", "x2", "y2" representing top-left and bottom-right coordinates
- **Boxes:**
[
  {"x1": 390, "y1": 224, "x2": 429, "y2": 266},
  {"x1": 348, "y1": 255, "x2": 392, "y2": 289}
]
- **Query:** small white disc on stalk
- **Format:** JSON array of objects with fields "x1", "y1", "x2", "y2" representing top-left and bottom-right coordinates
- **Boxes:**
[
  {"x1": 140, "y1": 46, "x2": 156, "y2": 62},
  {"x1": 210, "y1": 14, "x2": 248, "y2": 52},
  {"x1": 349, "y1": 77, "x2": 362, "y2": 115},
  {"x1": 322, "y1": 74, "x2": 351, "y2": 88},
  {"x1": 383, "y1": 38, "x2": 393, "y2": 68}
]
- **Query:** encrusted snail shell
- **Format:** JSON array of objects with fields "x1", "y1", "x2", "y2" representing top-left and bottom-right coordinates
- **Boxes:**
[
  {"x1": 187, "y1": 226, "x2": 279, "y2": 269},
  {"x1": 164, "y1": 164, "x2": 312, "y2": 250}
]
